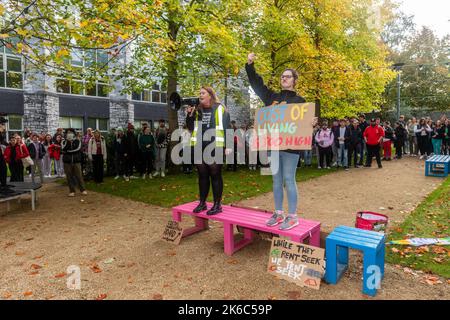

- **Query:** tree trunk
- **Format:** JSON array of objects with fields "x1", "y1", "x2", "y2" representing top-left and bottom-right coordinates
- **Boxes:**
[{"x1": 167, "y1": 19, "x2": 179, "y2": 131}]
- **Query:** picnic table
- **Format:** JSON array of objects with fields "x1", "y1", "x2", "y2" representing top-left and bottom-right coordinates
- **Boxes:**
[{"x1": 172, "y1": 201, "x2": 321, "y2": 256}]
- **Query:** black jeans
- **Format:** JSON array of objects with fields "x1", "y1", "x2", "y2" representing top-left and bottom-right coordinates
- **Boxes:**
[
  {"x1": 366, "y1": 144, "x2": 382, "y2": 167},
  {"x1": 348, "y1": 143, "x2": 361, "y2": 167},
  {"x1": 0, "y1": 159, "x2": 7, "y2": 187},
  {"x1": 318, "y1": 146, "x2": 332, "y2": 168},
  {"x1": 140, "y1": 151, "x2": 154, "y2": 175},
  {"x1": 9, "y1": 161, "x2": 24, "y2": 182},
  {"x1": 92, "y1": 154, "x2": 104, "y2": 183},
  {"x1": 395, "y1": 141, "x2": 403, "y2": 158},
  {"x1": 417, "y1": 135, "x2": 429, "y2": 156},
  {"x1": 196, "y1": 163, "x2": 223, "y2": 203}
]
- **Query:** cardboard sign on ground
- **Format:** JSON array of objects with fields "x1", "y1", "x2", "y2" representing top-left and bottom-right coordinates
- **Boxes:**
[
  {"x1": 252, "y1": 103, "x2": 315, "y2": 151},
  {"x1": 267, "y1": 238, "x2": 325, "y2": 290},
  {"x1": 162, "y1": 220, "x2": 183, "y2": 245}
]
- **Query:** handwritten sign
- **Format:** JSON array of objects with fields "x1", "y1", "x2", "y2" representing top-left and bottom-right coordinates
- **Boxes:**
[
  {"x1": 267, "y1": 238, "x2": 325, "y2": 290},
  {"x1": 162, "y1": 220, "x2": 184, "y2": 245},
  {"x1": 252, "y1": 103, "x2": 315, "y2": 151}
]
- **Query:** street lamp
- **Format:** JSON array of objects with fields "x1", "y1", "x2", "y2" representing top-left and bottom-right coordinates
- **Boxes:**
[{"x1": 392, "y1": 62, "x2": 405, "y2": 120}]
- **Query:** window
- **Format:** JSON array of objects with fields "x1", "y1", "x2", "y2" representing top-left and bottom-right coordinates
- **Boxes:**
[
  {"x1": 60, "y1": 117, "x2": 83, "y2": 132},
  {"x1": 1, "y1": 44, "x2": 23, "y2": 89},
  {"x1": 56, "y1": 79, "x2": 70, "y2": 93},
  {"x1": 55, "y1": 49, "x2": 109, "y2": 97},
  {"x1": 6, "y1": 115, "x2": 23, "y2": 140},
  {"x1": 142, "y1": 90, "x2": 151, "y2": 102},
  {"x1": 132, "y1": 91, "x2": 142, "y2": 101},
  {"x1": 88, "y1": 118, "x2": 109, "y2": 133}
]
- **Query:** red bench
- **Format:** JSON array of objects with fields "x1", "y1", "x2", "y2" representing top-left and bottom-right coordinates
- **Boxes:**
[{"x1": 172, "y1": 201, "x2": 321, "y2": 256}]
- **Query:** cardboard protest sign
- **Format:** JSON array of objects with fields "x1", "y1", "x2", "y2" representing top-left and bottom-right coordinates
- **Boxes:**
[
  {"x1": 267, "y1": 238, "x2": 325, "y2": 290},
  {"x1": 162, "y1": 220, "x2": 184, "y2": 245},
  {"x1": 253, "y1": 103, "x2": 315, "y2": 151}
]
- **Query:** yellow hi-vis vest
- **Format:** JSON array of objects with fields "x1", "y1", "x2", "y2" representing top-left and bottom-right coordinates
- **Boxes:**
[{"x1": 190, "y1": 105, "x2": 225, "y2": 147}]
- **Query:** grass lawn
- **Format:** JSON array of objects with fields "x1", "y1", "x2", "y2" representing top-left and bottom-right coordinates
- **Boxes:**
[
  {"x1": 84, "y1": 164, "x2": 336, "y2": 208},
  {"x1": 386, "y1": 177, "x2": 450, "y2": 278}
]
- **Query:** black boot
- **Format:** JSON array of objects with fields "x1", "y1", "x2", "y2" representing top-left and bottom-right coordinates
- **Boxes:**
[
  {"x1": 207, "y1": 202, "x2": 222, "y2": 216},
  {"x1": 193, "y1": 201, "x2": 207, "y2": 213}
]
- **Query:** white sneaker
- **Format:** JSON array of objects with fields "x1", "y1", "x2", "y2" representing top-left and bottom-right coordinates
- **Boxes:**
[
  {"x1": 142, "y1": 174, "x2": 146, "y2": 179},
  {"x1": 148, "y1": 174, "x2": 153, "y2": 179},
  {"x1": 114, "y1": 175, "x2": 120, "y2": 180},
  {"x1": 317, "y1": 166, "x2": 322, "y2": 169},
  {"x1": 161, "y1": 171, "x2": 165, "y2": 178},
  {"x1": 81, "y1": 191, "x2": 88, "y2": 195},
  {"x1": 125, "y1": 176, "x2": 130, "y2": 182},
  {"x1": 152, "y1": 171, "x2": 160, "y2": 177},
  {"x1": 419, "y1": 155, "x2": 424, "y2": 160},
  {"x1": 68, "y1": 193, "x2": 75, "y2": 197}
]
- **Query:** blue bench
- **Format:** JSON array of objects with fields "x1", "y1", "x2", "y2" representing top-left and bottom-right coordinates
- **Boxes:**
[
  {"x1": 325, "y1": 226, "x2": 385, "y2": 297},
  {"x1": 425, "y1": 155, "x2": 450, "y2": 177}
]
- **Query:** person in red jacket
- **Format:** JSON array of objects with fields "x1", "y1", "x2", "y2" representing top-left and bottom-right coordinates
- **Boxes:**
[
  {"x1": 49, "y1": 134, "x2": 64, "y2": 177},
  {"x1": 363, "y1": 118, "x2": 384, "y2": 169},
  {"x1": 4, "y1": 135, "x2": 29, "y2": 182}
]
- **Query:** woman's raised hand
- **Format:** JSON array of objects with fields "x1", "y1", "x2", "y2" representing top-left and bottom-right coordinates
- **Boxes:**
[{"x1": 247, "y1": 52, "x2": 256, "y2": 65}]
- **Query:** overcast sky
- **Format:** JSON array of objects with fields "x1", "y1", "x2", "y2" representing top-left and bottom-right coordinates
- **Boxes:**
[{"x1": 400, "y1": 0, "x2": 449, "y2": 38}]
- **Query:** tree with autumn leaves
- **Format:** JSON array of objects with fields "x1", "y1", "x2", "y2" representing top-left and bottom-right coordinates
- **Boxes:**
[{"x1": 1, "y1": 0, "x2": 414, "y2": 127}]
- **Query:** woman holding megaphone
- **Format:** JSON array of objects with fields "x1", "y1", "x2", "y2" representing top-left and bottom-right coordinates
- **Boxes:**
[
  {"x1": 186, "y1": 86, "x2": 232, "y2": 215},
  {"x1": 246, "y1": 52, "x2": 317, "y2": 230}
]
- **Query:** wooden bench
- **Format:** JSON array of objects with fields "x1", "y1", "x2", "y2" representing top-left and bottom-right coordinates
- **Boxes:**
[
  {"x1": 425, "y1": 155, "x2": 450, "y2": 177},
  {"x1": 172, "y1": 201, "x2": 321, "y2": 256}
]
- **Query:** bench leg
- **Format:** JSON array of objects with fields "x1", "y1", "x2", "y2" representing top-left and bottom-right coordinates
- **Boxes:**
[
  {"x1": 325, "y1": 240, "x2": 338, "y2": 284},
  {"x1": 172, "y1": 210, "x2": 209, "y2": 239},
  {"x1": 223, "y1": 224, "x2": 254, "y2": 256},
  {"x1": 377, "y1": 245, "x2": 385, "y2": 279},
  {"x1": 363, "y1": 249, "x2": 379, "y2": 297},
  {"x1": 310, "y1": 229, "x2": 321, "y2": 247},
  {"x1": 31, "y1": 190, "x2": 35, "y2": 211}
]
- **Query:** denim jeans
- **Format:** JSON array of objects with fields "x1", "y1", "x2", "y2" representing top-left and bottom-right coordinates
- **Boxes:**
[
  {"x1": 302, "y1": 150, "x2": 312, "y2": 165},
  {"x1": 337, "y1": 146, "x2": 348, "y2": 167},
  {"x1": 270, "y1": 151, "x2": 300, "y2": 215}
]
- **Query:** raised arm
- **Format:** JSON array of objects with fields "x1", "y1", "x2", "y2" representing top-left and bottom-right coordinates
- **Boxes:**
[{"x1": 245, "y1": 53, "x2": 274, "y2": 106}]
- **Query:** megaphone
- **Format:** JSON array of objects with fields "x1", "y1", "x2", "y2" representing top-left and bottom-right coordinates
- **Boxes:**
[{"x1": 169, "y1": 92, "x2": 200, "y2": 111}]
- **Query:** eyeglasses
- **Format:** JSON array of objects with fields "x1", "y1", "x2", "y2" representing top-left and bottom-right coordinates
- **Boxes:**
[{"x1": 281, "y1": 75, "x2": 294, "y2": 79}]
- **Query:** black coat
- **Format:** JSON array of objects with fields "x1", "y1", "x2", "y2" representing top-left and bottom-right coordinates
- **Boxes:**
[
  {"x1": 246, "y1": 63, "x2": 307, "y2": 155},
  {"x1": 28, "y1": 142, "x2": 46, "y2": 160},
  {"x1": 349, "y1": 126, "x2": 363, "y2": 145},
  {"x1": 62, "y1": 139, "x2": 82, "y2": 164},
  {"x1": 334, "y1": 126, "x2": 351, "y2": 149}
]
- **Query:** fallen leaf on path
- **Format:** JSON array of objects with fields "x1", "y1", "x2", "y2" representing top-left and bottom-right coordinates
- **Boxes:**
[
  {"x1": 415, "y1": 246, "x2": 429, "y2": 254},
  {"x1": 15, "y1": 251, "x2": 25, "y2": 256},
  {"x1": 268, "y1": 295, "x2": 277, "y2": 300},
  {"x1": 103, "y1": 258, "x2": 115, "y2": 264},
  {"x1": 287, "y1": 291, "x2": 302, "y2": 300},
  {"x1": 3, "y1": 293, "x2": 12, "y2": 299},
  {"x1": 29, "y1": 271, "x2": 39, "y2": 276},
  {"x1": 167, "y1": 251, "x2": 177, "y2": 257},
  {"x1": 30, "y1": 264, "x2": 42, "y2": 270},
  {"x1": 152, "y1": 294, "x2": 163, "y2": 300},
  {"x1": 23, "y1": 291, "x2": 33, "y2": 297},
  {"x1": 127, "y1": 262, "x2": 136, "y2": 268},
  {"x1": 54, "y1": 273, "x2": 66, "y2": 278},
  {"x1": 227, "y1": 259, "x2": 239, "y2": 265},
  {"x1": 96, "y1": 293, "x2": 107, "y2": 300},
  {"x1": 4, "y1": 242, "x2": 15, "y2": 248},
  {"x1": 33, "y1": 255, "x2": 44, "y2": 260},
  {"x1": 424, "y1": 276, "x2": 442, "y2": 286},
  {"x1": 25, "y1": 238, "x2": 34, "y2": 241},
  {"x1": 90, "y1": 264, "x2": 102, "y2": 273}
]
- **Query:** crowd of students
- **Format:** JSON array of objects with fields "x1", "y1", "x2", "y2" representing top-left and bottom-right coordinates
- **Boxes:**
[{"x1": 1, "y1": 113, "x2": 449, "y2": 196}]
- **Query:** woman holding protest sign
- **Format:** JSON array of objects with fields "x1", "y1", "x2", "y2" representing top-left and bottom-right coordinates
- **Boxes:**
[
  {"x1": 245, "y1": 52, "x2": 317, "y2": 230},
  {"x1": 186, "y1": 87, "x2": 232, "y2": 216}
]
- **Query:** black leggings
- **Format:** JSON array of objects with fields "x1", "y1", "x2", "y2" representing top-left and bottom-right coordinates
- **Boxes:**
[
  {"x1": 196, "y1": 163, "x2": 223, "y2": 203},
  {"x1": 318, "y1": 146, "x2": 332, "y2": 168}
]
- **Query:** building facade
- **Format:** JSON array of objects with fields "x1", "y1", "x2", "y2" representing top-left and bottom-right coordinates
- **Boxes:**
[{"x1": 0, "y1": 42, "x2": 251, "y2": 138}]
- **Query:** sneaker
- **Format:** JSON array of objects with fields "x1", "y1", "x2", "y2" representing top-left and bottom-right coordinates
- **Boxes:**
[
  {"x1": 68, "y1": 193, "x2": 75, "y2": 197},
  {"x1": 317, "y1": 166, "x2": 322, "y2": 169},
  {"x1": 345, "y1": 167, "x2": 349, "y2": 171},
  {"x1": 419, "y1": 155, "x2": 424, "y2": 160},
  {"x1": 130, "y1": 175, "x2": 139, "y2": 180},
  {"x1": 81, "y1": 191, "x2": 88, "y2": 195},
  {"x1": 279, "y1": 215, "x2": 299, "y2": 231},
  {"x1": 161, "y1": 171, "x2": 165, "y2": 178},
  {"x1": 266, "y1": 212, "x2": 285, "y2": 227},
  {"x1": 114, "y1": 175, "x2": 120, "y2": 180},
  {"x1": 142, "y1": 174, "x2": 146, "y2": 180},
  {"x1": 125, "y1": 176, "x2": 130, "y2": 182},
  {"x1": 152, "y1": 171, "x2": 160, "y2": 177},
  {"x1": 326, "y1": 167, "x2": 331, "y2": 169}
]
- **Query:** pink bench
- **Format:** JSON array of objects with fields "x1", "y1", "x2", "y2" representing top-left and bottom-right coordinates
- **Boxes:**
[{"x1": 172, "y1": 201, "x2": 321, "y2": 256}]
